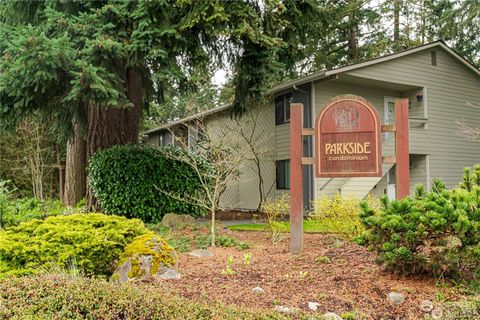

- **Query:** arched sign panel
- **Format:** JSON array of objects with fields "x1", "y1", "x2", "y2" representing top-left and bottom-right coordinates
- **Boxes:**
[{"x1": 316, "y1": 95, "x2": 382, "y2": 177}]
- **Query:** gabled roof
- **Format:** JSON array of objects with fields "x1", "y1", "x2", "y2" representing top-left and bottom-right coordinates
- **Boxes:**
[
  {"x1": 268, "y1": 40, "x2": 479, "y2": 94},
  {"x1": 144, "y1": 40, "x2": 479, "y2": 135}
]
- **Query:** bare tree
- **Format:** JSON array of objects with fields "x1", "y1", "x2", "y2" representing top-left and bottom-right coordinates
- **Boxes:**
[
  {"x1": 229, "y1": 107, "x2": 274, "y2": 212},
  {"x1": 158, "y1": 119, "x2": 260, "y2": 247}
]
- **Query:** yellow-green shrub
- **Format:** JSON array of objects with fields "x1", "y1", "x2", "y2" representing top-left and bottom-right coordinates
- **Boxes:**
[
  {"x1": 0, "y1": 213, "x2": 149, "y2": 277},
  {"x1": 308, "y1": 193, "x2": 380, "y2": 238},
  {"x1": 262, "y1": 194, "x2": 290, "y2": 242}
]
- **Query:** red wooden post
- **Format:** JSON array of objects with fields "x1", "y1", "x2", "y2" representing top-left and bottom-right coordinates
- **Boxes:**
[
  {"x1": 290, "y1": 103, "x2": 304, "y2": 254},
  {"x1": 395, "y1": 98, "x2": 410, "y2": 199}
]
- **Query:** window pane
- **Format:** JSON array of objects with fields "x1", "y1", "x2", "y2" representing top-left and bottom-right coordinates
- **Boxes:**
[{"x1": 275, "y1": 97, "x2": 284, "y2": 125}]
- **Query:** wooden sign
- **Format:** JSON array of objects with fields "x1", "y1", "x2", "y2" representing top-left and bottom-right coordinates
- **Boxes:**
[{"x1": 315, "y1": 95, "x2": 382, "y2": 177}]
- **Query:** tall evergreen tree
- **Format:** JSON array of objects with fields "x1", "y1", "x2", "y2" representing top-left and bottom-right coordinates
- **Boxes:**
[{"x1": 0, "y1": 0, "x2": 323, "y2": 207}]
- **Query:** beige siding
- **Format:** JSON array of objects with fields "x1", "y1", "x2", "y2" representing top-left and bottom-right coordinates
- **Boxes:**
[
  {"x1": 147, "y1": 132, "x2": 159, "y2": 146},
  {"x1": 347, "y1": 48, "x2": 480, "y2": 188},
  {"x1": 204, "y1": 103, "x2": 276, "y2": 211}
]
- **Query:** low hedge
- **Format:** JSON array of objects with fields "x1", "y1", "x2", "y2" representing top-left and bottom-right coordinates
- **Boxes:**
[
  {"x1": 0, "y1": 213, "x2": 149, "y2": 278},
  {"x1": 88, "y1": 144, "x2": 212, "y2": 223},
  {"x1": 0, "y1": 275, "x2": 301, "y2": 320}
]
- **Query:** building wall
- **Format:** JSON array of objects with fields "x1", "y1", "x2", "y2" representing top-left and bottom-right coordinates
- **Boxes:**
[
  {"x1": 346, "y1": 48, "x2": 480, "y2": 188},
  {"x1": 203, "y1": 104, "x2": 276, "y2": 211}
]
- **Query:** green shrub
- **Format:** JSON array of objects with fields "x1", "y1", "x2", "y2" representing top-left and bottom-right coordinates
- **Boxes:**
[
  {"x1": 0, "y1": 186, "x2": 85, "y2": 229},
  {"x1": 357, "y1": 165, "x2": 480, "y2": 279},
  {"x1": 0, "y1": 275, "x2": 299, "y2": 319},
  {"x1": 88, "y1": 144, "x2": 212, "y2": 223},
  {"x1": 0, "y1": 213, "x2": 149, "y2": 278}
]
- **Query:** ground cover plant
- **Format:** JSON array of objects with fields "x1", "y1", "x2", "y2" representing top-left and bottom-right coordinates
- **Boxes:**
[
  {"x1": 148, "y1": 223, "x2": 249, "y2": 252},
  {"x1": 88, "y1": 144, "x2": 212, "y2": 223},
  {"x1": 0, "y1": 275, "x2": 302, "y2": 320},
  {"x1": 357, "y1": 165, "x2": 480, "y2": 279},
  {"x1": 0, "y1": 180, "x2": 84, "y2": 229},
  {"x1": 0, "y1": 213, "x2": 149, "y2": 278}
]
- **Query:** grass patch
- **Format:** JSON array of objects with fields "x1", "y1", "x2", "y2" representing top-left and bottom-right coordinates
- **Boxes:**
[{"x1": 228, "y1": 220, "x2": 351, "y2": 234}]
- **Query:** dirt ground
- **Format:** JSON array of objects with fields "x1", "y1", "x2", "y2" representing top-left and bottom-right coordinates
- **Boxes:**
[{"x1": 159, "y1": 230, "x2": 459, "y2": 319}]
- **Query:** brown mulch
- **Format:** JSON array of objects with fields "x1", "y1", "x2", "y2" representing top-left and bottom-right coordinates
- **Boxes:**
[{"x1": 159, "y1": 230, "x2": 456, "y2": 319}]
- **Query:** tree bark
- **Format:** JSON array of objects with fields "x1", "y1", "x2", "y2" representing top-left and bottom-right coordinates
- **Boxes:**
[
  {"x1": 56, "y1": 145, "x2": 65, "y2": 202},
  {"x1": 394, "y1": 0, "x2": 401, "y2": 50},
  {"x1": 64, "y1": 120, "x2": 86, "y2": 206},
  {"x1": 86, "y1": 67, "x2": 143, "y2": 210},
  {"x1": 347, "y1": 9, "x2": 358, "y2": 63}
]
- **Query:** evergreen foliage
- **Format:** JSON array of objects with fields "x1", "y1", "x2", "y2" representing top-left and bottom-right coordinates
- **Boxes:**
[
  {"x1": 87, "y1": 144, "x2": 212, "y2": 222},
  {"x1": 357, "y1": 165, "x2": 480, "y2": 279},
  {"x1": 0, "y1": 213, "x2": 149, "y2": 278}
]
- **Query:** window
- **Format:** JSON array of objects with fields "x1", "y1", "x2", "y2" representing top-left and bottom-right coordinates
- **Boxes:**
[
  {"x1": 276, "y1": 160, "x2": 290, "y2": 189},
  {"x1": 159, "y1": 131, "x2": 171, "y2": 146},
  {"x1": 275, "y1": 93, "x2": 292, "y2": 125},
  {"x1": 431, "y1": 51, "x2": 437, "y2": 66}
]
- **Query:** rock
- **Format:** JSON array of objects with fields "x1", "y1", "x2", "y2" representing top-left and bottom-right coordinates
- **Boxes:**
[
  {"x1": 387, "y1": 292, "x2": 405, "y2": 305},
  {"x1": 112, "y1": 234, "x2": 177, "y2": 283},
  {"x1": 307, "y1": 301, "x2": 320, "y2": 311},
  {"x1": 420, "y1": 300, "x2": 434, "y2": 313},
  {"x1": 161, "y1": 213, "x2": 196, "y2": 228},
  {"x1": 158, "y1": 267, "x2": 181, "y2": 280},
  {"x1": 252, "y1": 287, "x2": 265, "y2": 294},
  {"x1": 323, "y1": 312, "x2": 343, "y2": 320},
  {"x1": 274, "y1": 306, "x2": 297, "y2": 314},
  {"x1": 188, "y1": 249, "x2": 213, "y2": 258},
  {"x1": 430, "y1": 307, "x2": 443, "y2": 319}
]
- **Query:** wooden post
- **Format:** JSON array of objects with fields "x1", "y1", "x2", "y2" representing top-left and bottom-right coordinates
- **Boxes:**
[
  {"x1": 395, "y1": 98, "x2": 410, "y2": 199},
  {"x1": 290, "y1": 103, "x2": 304, "y2": 254}
]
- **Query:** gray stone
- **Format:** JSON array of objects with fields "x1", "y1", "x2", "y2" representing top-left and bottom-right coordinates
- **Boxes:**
[
  {"x1": 307, "y1": 301, "x2": 320, "y2": 311},
  {"x1": 158, "y1": 268, "x2": 181, "y2": 280},
  {"x1": 274, "y1": 306, "x2": 297, "y2": 314},
  {"x1": 112, "y1": 235, "x2": 177, "y2": 283},
  {"x1": 387, "y1": 292, "x2": 405, "y2": 305},
  {"x1": 252, "y1": 287, "x2": 265, "y2": 294},
  {"x1": 420, "y1": 300, "x2": 434, "y2": 313},
  {"x1": 113, "y1": 258, "x2": 132, "y2": 283},
  {"x1": 430, "y1": 307, "x2": 443, "y2": 319},
  {"x1": 188, "y1": 249, "x2": 213, "y2": 258},
  {"x1": 323, "y1": 312, "x2": 343, "y2": 320},
  {"x1": 161, "y1": 213, "x2": 196, "y2": 227}
]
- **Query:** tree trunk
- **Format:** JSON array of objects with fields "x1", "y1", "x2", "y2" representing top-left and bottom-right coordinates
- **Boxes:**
[
  {"x1": 86, "y1": 67, "x2": 143, "y2": 210},
  {"x1": 56, "y1": 145, "x2": 65, "y2": 202},
  {"x1": 64, "y1": 120, "x2": 86, "y2": 206},
  {"x1": 394, "y1": 0, "x2": 401, "y2": 50},
  {"x1": 347, "y1": 10, "x2": 358, "y2": 63},
  {"x1": 210, "y1": 207, "x2": 216, "y2": 248}
]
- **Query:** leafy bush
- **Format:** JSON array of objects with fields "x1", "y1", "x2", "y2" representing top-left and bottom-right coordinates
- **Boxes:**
[
  {"x1": 0, "y1": 181, "x2": 85, "y2": 229},
  {"x1": 0, "y1": 275, "x2": 300, "y2": 320},
  {"x1": 357, "y1": 165, "x2": 480, "y2": 279},
  {"x1": 309, "y1": 193, "x2": 380, "y2": 238},
  {"x1": 88, "y1": 144, "x2": 212, "y2": 223},
  {"x1": 0, "y1": 213, "x2": 149, "y2": 278},
  {"x1": 262, "y1": 194, "x2": 290, "y2": 243}
]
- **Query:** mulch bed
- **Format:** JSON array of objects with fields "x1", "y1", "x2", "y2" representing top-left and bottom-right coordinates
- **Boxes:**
[{"x1": 159, "y1": 230, "x2": 457, "y2": 319}]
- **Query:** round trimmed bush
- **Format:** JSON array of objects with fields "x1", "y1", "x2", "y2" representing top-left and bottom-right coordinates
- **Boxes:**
[
  {"x1": 88, "y1": 144, "x2": 211, "y2": 223},
  {"x1": 0, "y1": 213, "x2": 149, "y2": 277}
]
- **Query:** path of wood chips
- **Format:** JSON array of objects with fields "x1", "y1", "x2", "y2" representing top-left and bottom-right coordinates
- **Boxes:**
[{"x1": 159, "y1": 230, "x2": 457, "y2": 319}]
